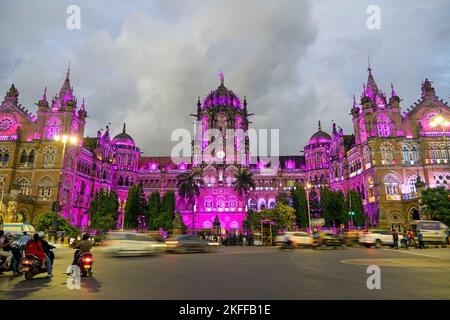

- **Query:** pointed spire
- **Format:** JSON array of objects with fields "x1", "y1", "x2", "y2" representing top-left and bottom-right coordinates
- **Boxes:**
[
  {"x1": 366, "y1": 61, "x2": 379, "y2": 97},
  {"x1": 318, "y1": 120, "x2": 321, "y2": 131},
  {"x1": 219, "y1": 70, "x2": 224, "y2": 85},
  {"x1": 122, "y1": 122, "x2": 126, "y2": 133},
  {"x1": 353, "y1": 94, "x2": 357, "y2": 107},
  {"x1": 243, "y1": 96, "x2": 247, "y2": 108},
  {"x1": 42, "y1": 87, "x2": 47, "y2": 101},
  {"x1": 197, "y1": 96, "x2": 201, "y2": 108},
  {"x1": 390, "y1": 83, "x2": 397, "y2": 97},
  {"x1": 66, "y1": 59, "x2": 71, "y2": 79},
  {"x1": 59, "y1": 62, "x2": 73, "y2": 104},
  {"x1": 81, "y1": 97, "x2": 85, "y2": 111}
]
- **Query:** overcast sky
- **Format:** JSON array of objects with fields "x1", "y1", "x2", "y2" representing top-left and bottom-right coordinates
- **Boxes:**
[{"x1": 1, "y1": 0, "x2": 449, "y2": 155}]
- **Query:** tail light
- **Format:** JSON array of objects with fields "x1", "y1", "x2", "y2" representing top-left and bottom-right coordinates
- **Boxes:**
[
  {"x1": 82, "y1": 257, "x2": 93, "y2": 263},
  {"x1": 23, "y1": 259, "x2": 32, "y2": 265},
  {"x1": 166, "y1": 241, "x2": 179, "y2": 245}
]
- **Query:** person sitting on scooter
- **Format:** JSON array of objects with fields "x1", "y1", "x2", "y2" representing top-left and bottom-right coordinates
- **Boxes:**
[
  {"x1": 2, "y1": 233, "x2": 22, "y2": 276},
  {"x1": 25, "y1": 233, "x2": 53, "y2": 278},
  {"x1": 72, "y1": 234, "x2": 93, "y2": 265},
  {"x1": 0, "y1": 231, "x2": 13, "y2": 272},
  {"x1": 38, "y1": 231, "x2": 55, "y2": 264}
]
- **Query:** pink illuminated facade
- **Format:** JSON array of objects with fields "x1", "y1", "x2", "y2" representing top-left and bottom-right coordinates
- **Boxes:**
[{"x1": 0, "y1": 66, "x2": 449, "y2": 232}]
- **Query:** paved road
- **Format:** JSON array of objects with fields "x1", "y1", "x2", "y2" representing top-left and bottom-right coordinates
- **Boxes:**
[{"x1": 1, "y1": 246, "x2": 449, "y2": 299}]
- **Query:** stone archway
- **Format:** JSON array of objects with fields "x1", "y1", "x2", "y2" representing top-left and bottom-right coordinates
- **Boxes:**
[
  {"x1": 408, "y1": 207, "x2": 420, "y2": 221},
  {"x1": 387, "y1": 211, "x2": 406, "y2": 233}
]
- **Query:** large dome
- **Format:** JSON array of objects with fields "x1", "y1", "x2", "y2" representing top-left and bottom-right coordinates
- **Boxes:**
[
  {"x1": 308, "y1": 122, "x2": 331, "y2": 145},
  {"x1": 112, "y1": 123, "x2": 135, "y2": 146},
  {"x1": 201, "y1": 74, "x2": 244, "y2": 110}
]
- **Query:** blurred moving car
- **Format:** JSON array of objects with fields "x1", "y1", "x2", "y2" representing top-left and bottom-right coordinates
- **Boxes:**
[
  {"x1": 343, "y1": 230, "x2": 363, "y2": 246},
  {"x1": 102, "y1": 232, "x2": 166, "y2": 256},
  {"x1": 358, "y1": 229, "x2": 393, "y2": 248},
  {"x1": 312, "y1": 232, "x2": 345, "y2": 249},
  {"x1": 275, "y1": 231, "x2": 313, "y2": 249},
  {"x1": 165, "y1": 235, "x2": 218, "y2": 253},
  {"x1": 409, "y1": 220, "x2": 449, "y2": 244}
]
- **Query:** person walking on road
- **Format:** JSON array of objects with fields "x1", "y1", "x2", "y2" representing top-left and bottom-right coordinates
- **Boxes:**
[
  {"x1": 418, "y1": 230, "x2": 425, "y2": 249},
  {"x1": 392, "y1": 229, "x2": 399, "y2": 249},
  {"x1": 402, "y1": 231, "x2": 409, "y2": 249},
  {"x1": 407, "y1": 229, "x2": 416, "y2": 248}
]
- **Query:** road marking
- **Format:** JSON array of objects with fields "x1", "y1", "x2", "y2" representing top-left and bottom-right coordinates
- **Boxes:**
[{"x1": 383, "y1": 249, "x2": 450, "y2": 260}]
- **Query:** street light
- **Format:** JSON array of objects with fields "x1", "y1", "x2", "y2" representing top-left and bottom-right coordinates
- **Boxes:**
[
  {"x1": 51, "y1": 134, "x2": 78, "y2": 241},
  {"x1": 305, "y1": 182, "x2": 312, "y2": 234},
  {"x1": 430, "y1": 115, "x2": 450, "y2": 162}
]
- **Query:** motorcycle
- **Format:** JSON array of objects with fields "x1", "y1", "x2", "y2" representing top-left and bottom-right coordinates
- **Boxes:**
[
  {"x1": 77, "y1": 252, "x2": 94, "y2": 277},
  {"x1": 22, "y1": 247, "x2": 54, "y2": 280},
  {"x1": 0, "y1": 242, "x2": 23, "y2": 275}
]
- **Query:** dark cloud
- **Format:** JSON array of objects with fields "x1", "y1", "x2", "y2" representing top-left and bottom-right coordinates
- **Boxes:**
[{"x1": 1, "y1": 0, "x2": 449, "y2": 154}]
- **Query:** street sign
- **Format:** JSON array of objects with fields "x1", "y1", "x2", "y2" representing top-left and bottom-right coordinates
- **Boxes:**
[{"x1": 311, "y1": 218, "x2": 325, "y2": 226}]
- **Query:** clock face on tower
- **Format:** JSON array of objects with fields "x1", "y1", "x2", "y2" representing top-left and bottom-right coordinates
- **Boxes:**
[
  {"x1": 216, "y1": 150, "x2": 225, "y2": 159},
  {"x1": 0, "y1": 117, "x2": 14, "y2": 132}
]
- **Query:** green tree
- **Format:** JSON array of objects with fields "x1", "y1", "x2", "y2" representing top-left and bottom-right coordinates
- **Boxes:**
[
  {"x1": 213, "y1": 215, "x2": 221, "y2": 235},
  {"x1": 308, "y1": 189, "x2": 321, "y2": 217},
  {"x1": 124, "y1": 186, "x2": 140, "y2": 229},
  {"x1": 320, "y1": 187, "x2": 347, "y2": 227},
  {"x1": 148, "y1": 191, "x2": 161, "y2": 230},
  {"x1": 154, "y1": 190, "x2": 176, "y2": 231},
  {"x1": 88, "y1": 189, "x2": 119, "y2": 232},
  {"x1": 271, "y1": 202, "x2": 296, "y2": 231},
  {"x1": 291, "y1": 184, "x2": 308, "y2": 228},
  {"x1": 347, "y1": 190, "x2": 365, "y2": 228},
  {"x1": 233, "y1": 168, "x2": 255, "y2": 211},
  {"x1": 421, "y1": 187, "x2": 450, "y2": 225},
  {"x1": 172, "y1": 212, "x2": 186, "y2": 234},
  {"x1": 34, "y1": 212, "x2": 80, "y2": 237},
  {"x1": 276, "y1": 192, "x2": 289, "y2": 206},
  {"x1": 177, "y1": 171, "x2": 202, "y2": 210}
]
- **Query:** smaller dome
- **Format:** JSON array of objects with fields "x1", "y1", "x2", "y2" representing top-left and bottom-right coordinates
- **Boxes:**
[
  {"x1": 308, "y1": 121, "x2": 331, "y2": 145},
  {"x1": 112, "y1": 123, "x2": 135, "y2": 146}
]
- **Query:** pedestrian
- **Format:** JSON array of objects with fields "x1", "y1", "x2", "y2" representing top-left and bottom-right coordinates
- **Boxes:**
[
  {"x1": 418, "y1": 230, "x2": 425, "y2": 249},
  {"x1": 407, "y1": 229, "x2": 416, "y2": 247},
  {"x1": 402, "y1": 231, "x2": 409, "y2": 249},
  {"x1": 392, "y1": 229, "x2": 399, "y2": 249}
]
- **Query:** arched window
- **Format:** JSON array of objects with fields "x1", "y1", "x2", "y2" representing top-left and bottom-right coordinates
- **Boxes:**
[
  {"x1": 38, "y1": 177, "x2": 53, "y2": 199},
  {"x1": 402, "y1": 142, "x2": 419, "y2": 163},
  {"x1": 407, "y1": 175, "x2": 419, "y2": 194},
  {"x1": 205, "y1": 197, "x2": 213, "y2": 209},
  {"x1": 18, "y1": 178, "x2": 31, "y2": 195},
  {"x1": 43, "y1": 147, "x2": 57, "y2": 168},
  {"x1": 384, "y1": 174, "x2": 400, "y2": 195},
  {"x1": 376, "y1": 114, "x2": 392, "y2": 137},
  {"x1": 19, "y1": 149, "x2": 28, "y2": 166},
  {"x1": 46, "y1": 116, "x2": 61, "y2": 140},
  {"x1": 28, "y1": 149, "x2": 35, "y2": 166},
  {"x1": 380, "y1": 142, "x2": 395, "y2": 165},
  {"x1": 0, "y1": 147, "x2": 10, "y2": 166},
  {"x1": 118, "y1": 176, "x2": 123, "y2": 186}
]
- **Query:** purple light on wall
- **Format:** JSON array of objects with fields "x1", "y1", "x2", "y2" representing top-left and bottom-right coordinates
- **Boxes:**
[
  {"x1": 257, "y1": 160, "x2": 266, "y2": 170},
  {"x1": 178, "y1": 162, "x2": 187, "y2": 171},
  {"x1": 150, "y1": 162, "x2": 157, "y2": 170},
  {"x1": 285, "y1": 159, "x2": 296, "y2": 170}
]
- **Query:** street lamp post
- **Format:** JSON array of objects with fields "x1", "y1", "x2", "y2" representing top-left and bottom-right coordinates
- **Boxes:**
[
  {"x1": 430, "y1": 115, "x2": 450, "y2": 162},
  {"x1": 305, "y1": 182, "x2": 312, "y2": 234},
  {"x1": 51, "y1": 134, "x2": 77, "y2": 241}
]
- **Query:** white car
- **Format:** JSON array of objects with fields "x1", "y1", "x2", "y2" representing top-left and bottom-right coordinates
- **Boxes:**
[
  {"x1": 275, "y1": 231, "x2": 314, "y2": 249},
  {"x1": 359, "y1": 230, "x2": 393, "y2": 248},
  {"x1": 102, "y1": 232, "x2": 166, "y2": 256}
]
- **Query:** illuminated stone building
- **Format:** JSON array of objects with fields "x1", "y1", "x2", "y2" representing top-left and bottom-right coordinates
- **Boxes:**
[{"x1": 0, "y1": 66, "x2": 448, "y2": 232}]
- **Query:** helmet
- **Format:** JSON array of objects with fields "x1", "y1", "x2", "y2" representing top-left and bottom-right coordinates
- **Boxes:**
[{"x1": 38, "y1": 231, "x2": 45, "y2": 238}]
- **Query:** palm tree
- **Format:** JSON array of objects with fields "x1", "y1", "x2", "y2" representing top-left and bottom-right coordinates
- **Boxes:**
[
  {"x1": 177, "y1": 171, "x2": 203, "y2": 230},
  {"x1": 233, "y1": 168, "x2": 255, "y2": 212}
]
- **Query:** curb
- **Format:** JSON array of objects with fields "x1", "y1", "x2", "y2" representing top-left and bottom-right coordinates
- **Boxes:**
[{"x1": 424, "y1": 245, "x2": 450, "y2": 249}]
